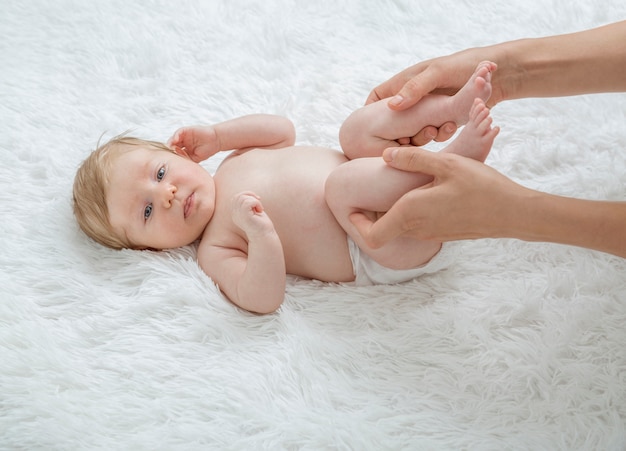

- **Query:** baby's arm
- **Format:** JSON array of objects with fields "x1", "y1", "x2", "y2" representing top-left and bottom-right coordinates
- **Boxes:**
[
  {"x1": 169, "y1": 114, "x2": 296, "y2": 162},
  {"x1": 198, "y1": 192, "x2": 286, "y2": 314}
]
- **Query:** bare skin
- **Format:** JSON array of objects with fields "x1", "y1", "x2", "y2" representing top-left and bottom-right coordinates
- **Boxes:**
[
  {"x1": 354, "y1": 20, "x2": 626, "y2": 258},
  {"x1": 340, "y1": 61, "x2": 495, "y2": 157},
  {"x1": 198, "y1": 100, "x2": 497, "y2": 313},
  {"x1": 351, "y1": 147, "x2": 626, "y2": 259},
  {"x1": 105, "y1": 66, "x2": 501, "y2": 314},
  {"x1": 331, "y1": 99, "x2": 498, "y2": 269},
  {"x1": 367, "y1": 20, "x2": 626, "y2": 146}
]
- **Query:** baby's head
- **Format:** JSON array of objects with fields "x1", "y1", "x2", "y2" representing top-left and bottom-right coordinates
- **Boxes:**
[
  {"x1": 73, "y1": 136, "x2": 172, "y2": 249},
  {"x1": 73, "y1": 136, "x2": 216, "y2": 251}
]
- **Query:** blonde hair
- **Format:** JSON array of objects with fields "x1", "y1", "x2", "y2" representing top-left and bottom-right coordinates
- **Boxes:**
[{"x1": 72, "y1": 135, "x2": 174, "y2": 249}]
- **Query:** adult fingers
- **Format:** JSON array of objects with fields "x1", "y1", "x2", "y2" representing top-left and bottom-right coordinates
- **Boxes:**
[
  {"x1": 350, "y1": 210, "x2": 407, "y2": 249},
  {"x1": 386, "y1": 70, "x2": 439, "y2": 111},
  {"x1": 433, "y1": 121, "x2": 457, "y2": 143},
  {"x1": 406, "y1": 121, "x2": 458, "y2": 147},
  {"x1": 349, "y1": 212, "x2": 380, "y2": 247},
  {"x1": 382, "y1": 146, "x2": 448, "y2": 177},
  {"x1": 365, "y1": 86, "x2": 385, "y2": 105},
  {"x1": 352, "y1": 191, "x2": 425, "y2": 248},
  {"x1": 408, "y1": 126, "x2": 438, "y2": 147}
]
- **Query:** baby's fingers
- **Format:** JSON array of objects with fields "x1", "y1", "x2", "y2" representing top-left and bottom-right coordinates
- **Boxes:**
[
  {"x1": 233, "y1": 191, "x2": 263, "y2": 215},
  {"x1": 168, "y1": 127, "x2": 196, "y2": 151},
  {"x1": 231, "y1": 192, "x2": 276, "y2": 237},
  {"x1": 167, "y1": 129, "x2": 182, "y2": 148}
]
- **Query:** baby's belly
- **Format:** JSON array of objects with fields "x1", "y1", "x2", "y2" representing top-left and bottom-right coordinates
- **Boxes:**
[
  {"x1": 217, "y1": 145, "x2": 355, "y2": 282},
  {"x1": 272, "y1": 196, "x2": 354, "y2": 282},
  {"x1": 282, "y1": 224, "x2": 355, "y2": 283}
]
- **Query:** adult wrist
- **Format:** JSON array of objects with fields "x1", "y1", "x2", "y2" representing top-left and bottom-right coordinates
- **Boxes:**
[{"x1": 487, "y1": 38, "x2": 536, "y2": 104}]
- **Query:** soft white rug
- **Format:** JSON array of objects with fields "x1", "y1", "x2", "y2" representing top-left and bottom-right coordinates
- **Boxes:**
[{"x1": 2, "y1": 1, "x2": 626, "y2": 449}]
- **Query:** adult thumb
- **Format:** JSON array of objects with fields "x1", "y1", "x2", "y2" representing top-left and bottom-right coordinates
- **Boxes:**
[{"x1": 382, "y1": 147, "x2": 442, "y2": 177}]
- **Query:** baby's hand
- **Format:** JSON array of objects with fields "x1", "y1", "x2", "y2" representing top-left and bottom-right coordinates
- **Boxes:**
[
  {"x1": 231, "y1": 192, "x2": 275, "y2": 238},
  {"x1": 167, "y1": 126, "x2": 221, "y2": 162}
]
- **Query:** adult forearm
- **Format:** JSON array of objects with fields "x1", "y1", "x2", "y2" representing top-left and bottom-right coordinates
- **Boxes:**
[
  {"x1": 371, "y1": 20, "x2": 626, "y2": 112},
  {"x1": 499, "y1": 188, "x2": 626, "y2": 258},
  {"x1": 491, "y1": 20, "x2": 626, "y2": 102}
]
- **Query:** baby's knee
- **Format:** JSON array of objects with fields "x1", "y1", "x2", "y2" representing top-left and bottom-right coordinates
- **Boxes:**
[
  {"x1": 339, "y1": 105, "x2": 382, "y2": 156},
  {"x1": 338, "y1": 109, "x2": 361, "y2": 153}
]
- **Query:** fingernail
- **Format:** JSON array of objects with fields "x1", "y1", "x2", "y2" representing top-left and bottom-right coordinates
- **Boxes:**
[
  {"x1": 389, "y1": 95, "x2": 404, "y2": 107},
  {"x1": 383, "y1": 148, "x2": 398, "y2": 162},
  {"x1": 444, "y1": 124, "x2": 455, "y2": 133},
  {"x1": 425, "y1": 130, "x2": 436, "y2": 140}
]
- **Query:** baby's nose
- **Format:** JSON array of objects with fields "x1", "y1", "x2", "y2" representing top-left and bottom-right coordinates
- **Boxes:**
[{"x1": 161, "y1": 184, "x2": 177, "y2": 208}]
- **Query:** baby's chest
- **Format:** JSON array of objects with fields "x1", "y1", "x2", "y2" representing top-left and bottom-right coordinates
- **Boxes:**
[
  {"x1": 209, "y1": 175, "x2": 338, "y2": 252},
  {"x1": 220, "y1": 179, "x2": 329, "y2": 232},
  {"x1": 216, "y1": 158, "x2": 332, "y2": 218}
]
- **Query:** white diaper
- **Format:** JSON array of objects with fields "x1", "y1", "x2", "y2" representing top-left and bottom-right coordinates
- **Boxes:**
[{"x1": 347, "y1": 237, "x2": 457, "y2": 286}]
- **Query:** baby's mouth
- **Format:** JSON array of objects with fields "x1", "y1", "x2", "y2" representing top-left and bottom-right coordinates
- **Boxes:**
[{"x1": 183, "y1": 192, "x2": 194, "y2": 219}]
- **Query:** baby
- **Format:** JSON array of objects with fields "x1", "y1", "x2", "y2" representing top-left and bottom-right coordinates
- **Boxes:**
[{"x1": 73, "y1": 62, "x2": 499, "y2": 314}]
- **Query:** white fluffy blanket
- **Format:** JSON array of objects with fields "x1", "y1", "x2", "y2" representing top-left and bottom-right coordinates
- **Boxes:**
[{"x1": 2, "y1": 1, "x2": 626, "y2": 449}]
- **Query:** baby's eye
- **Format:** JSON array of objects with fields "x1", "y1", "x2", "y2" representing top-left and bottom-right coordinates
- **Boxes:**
[
  {"x1": 157, "y1": 166, "x2": 166, "y2": 181},
  {"x1": 144, "y1": 204, "x2": 153, "y2": 220}
]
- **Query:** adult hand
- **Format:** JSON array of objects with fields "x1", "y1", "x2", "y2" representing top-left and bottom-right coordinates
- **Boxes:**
[
  {"x1": 395, "y1": 121, "x2": 458, "y2": 147},
  {"x1": 365, "y1": 52, "x2": 503, "y2": 146},
  {"x1": 366, "y1": 21, "x2": 626, "y2": 116},
  {"x1": 356, "y1": 21, "x2": 626, "y2": 257},
  {"x1": 349, "y1": 147, "x2": 520, "y2": 248},
  {"x1": 366, "y1": 50, "x2": 505, "y2": 112}
]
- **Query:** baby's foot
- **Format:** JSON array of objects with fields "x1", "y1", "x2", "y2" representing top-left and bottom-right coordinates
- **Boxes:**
[
  {"x1": 442, "y1": 98, "x2": 499, "y2": 163},
  {"x1": 448, "y1": 61, "x2": 495, "y2": 125}
]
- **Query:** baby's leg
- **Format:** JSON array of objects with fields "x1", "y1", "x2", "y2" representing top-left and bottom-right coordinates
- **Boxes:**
[
  {"x1": 340, "y1": 61, "x2": 496, "y2": 159},
  {"x1": 441, "y1": 98, "x2": 499, "y2": 163},
  {"x1": 327, "y1": 98, "x2": 498, "y2": 270},
  {"x1": 326, "y1": 158, "x2": 442, "y2": 270}
]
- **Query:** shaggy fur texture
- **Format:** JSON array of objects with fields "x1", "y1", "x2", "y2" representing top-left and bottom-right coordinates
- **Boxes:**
[{"x1": 2, "y1": 1, "x2": 625, "y2": 449}]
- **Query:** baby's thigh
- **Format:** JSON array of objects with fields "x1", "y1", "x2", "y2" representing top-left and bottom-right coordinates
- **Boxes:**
[
  {"x1": 326, "y1": 158, "x2": 441, "y2": 269},
  {"x1": 326, "y1": 157, "x2": 431, "y2": 213}
]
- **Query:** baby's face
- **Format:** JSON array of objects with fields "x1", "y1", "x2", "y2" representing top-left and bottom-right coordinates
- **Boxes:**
[{"x1": 106, "y1": 147, "x2": 216, "y2": 249}]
